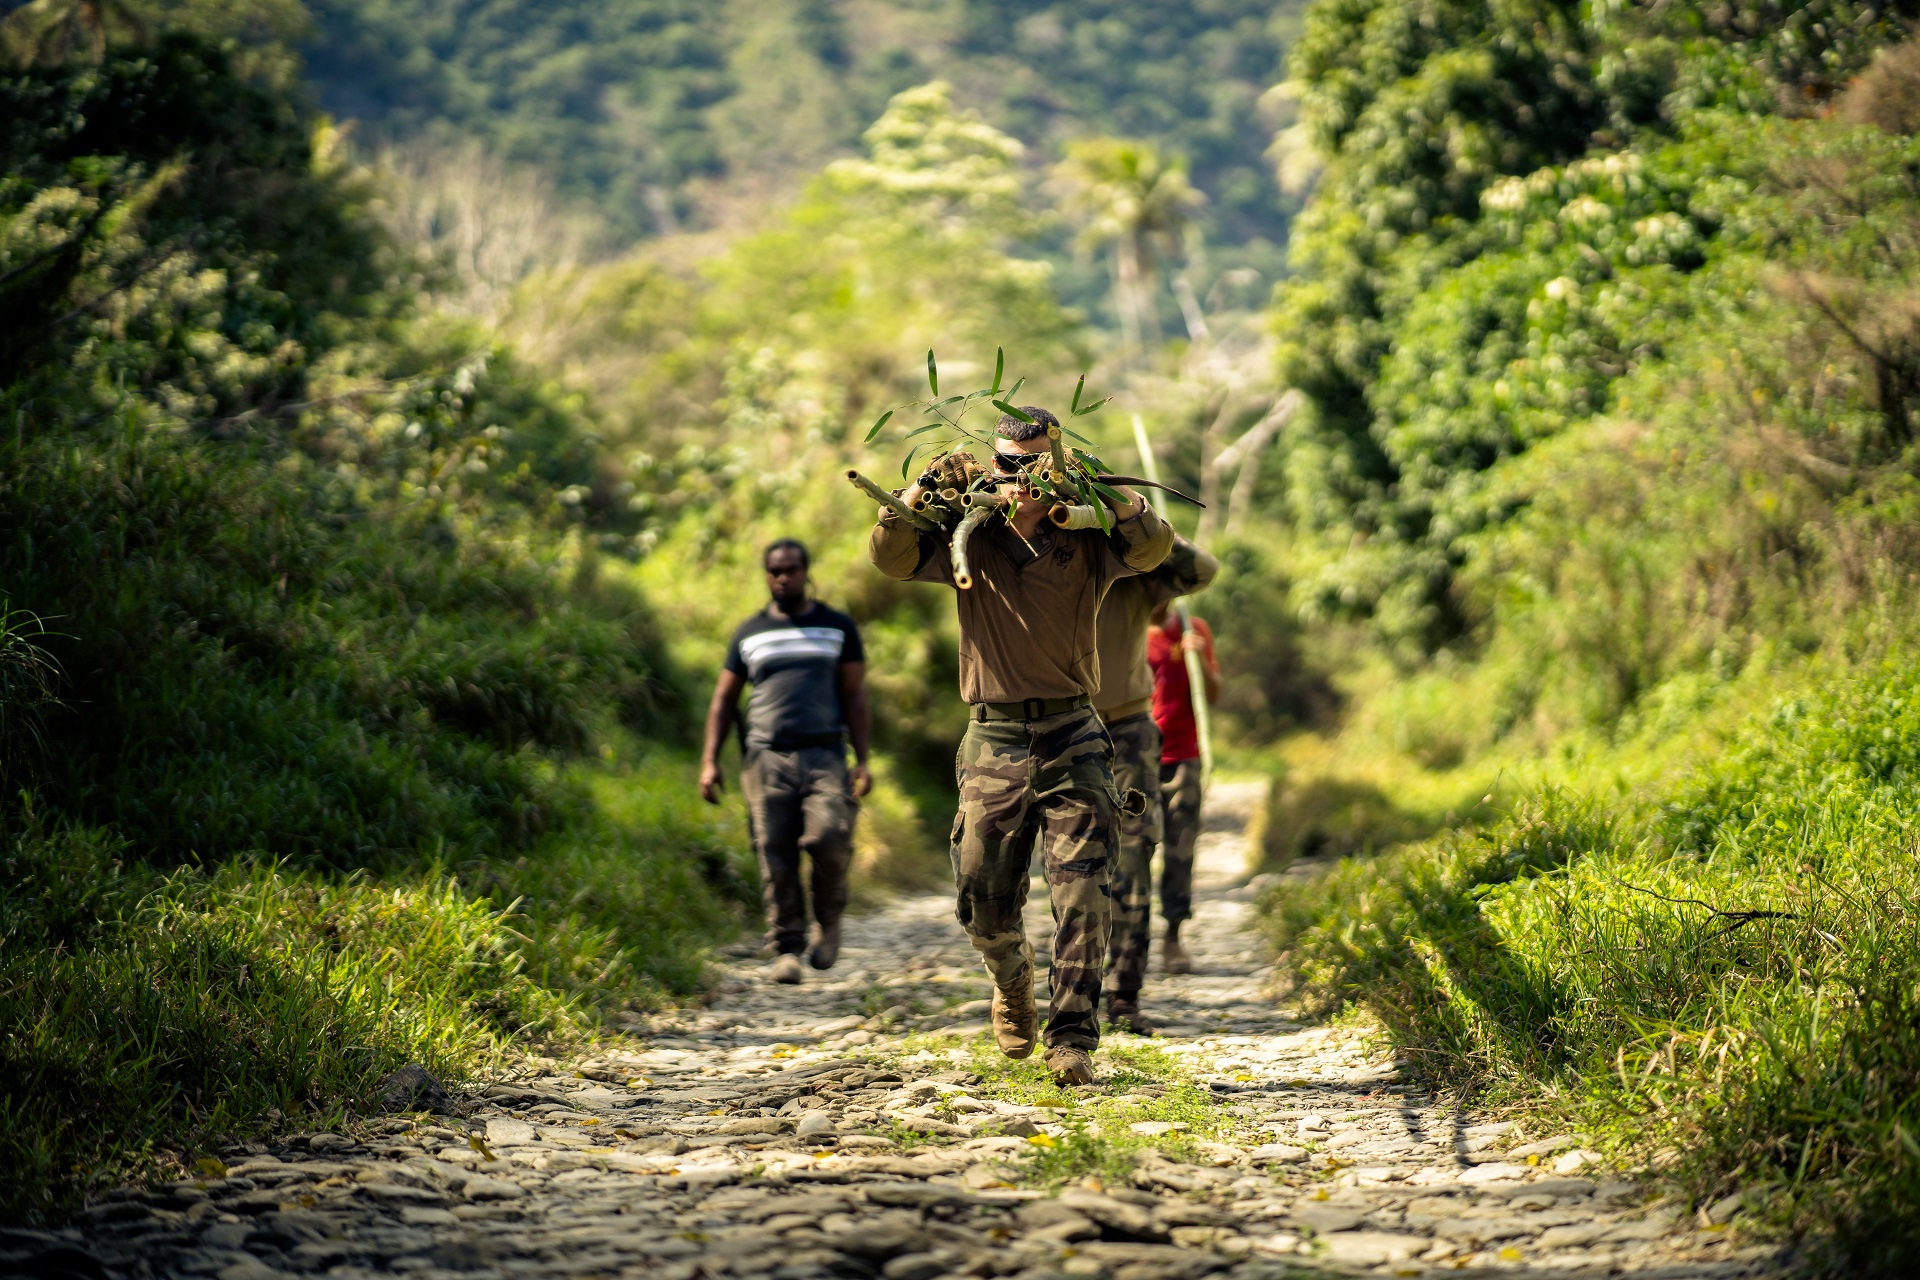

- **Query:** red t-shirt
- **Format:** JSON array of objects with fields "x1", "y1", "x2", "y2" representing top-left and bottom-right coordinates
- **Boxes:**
[{"x1": 1148, "y1": 614, "x2": 1216, "y2": 764}]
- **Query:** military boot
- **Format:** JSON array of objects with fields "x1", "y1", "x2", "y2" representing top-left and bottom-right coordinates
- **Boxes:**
[
  {"x1": 1106, "y1": 995, "x2": 1156, "y2": 1036},
  {"x1": 1161, "y1": 929, "x2": 1192, "y2": 976},
  {"x1": 991, "y1": 974, "x2": 1039, "y2": 1059},
  {"x1": 1044, "y1": 1045, "x2": 1095, "y2": 1086}
]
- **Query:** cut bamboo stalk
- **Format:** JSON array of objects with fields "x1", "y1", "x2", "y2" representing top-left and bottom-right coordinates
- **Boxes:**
[
  {"x1": 951, "y1": 505, "x2": 996, "y2": 589},
  {"x1": 1045, "y1": 425, "x2": 1070, "y2": 486},
  {"x1": 1048, "y1": 503, "x2": 1103, "y2": 529},
  {"x1": 847, "y1": 470, "x2": 938, "y2": 532}
]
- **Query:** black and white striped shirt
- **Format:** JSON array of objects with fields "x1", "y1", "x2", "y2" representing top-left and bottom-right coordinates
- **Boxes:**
[{"x1": 722, "y1": 604, "x2": 864, "y2": 751}]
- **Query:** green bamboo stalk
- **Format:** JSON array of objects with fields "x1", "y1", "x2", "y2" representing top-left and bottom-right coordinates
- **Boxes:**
[
  {"x1": 847, "y1": 470, "x2": 939, "y2": 532},
  {"x1": 1045, "y1": 425, "x2": 1070, "y2": 486},
  {"x1": 951, "y1": 504, "x2": 997, "y2": 589}
]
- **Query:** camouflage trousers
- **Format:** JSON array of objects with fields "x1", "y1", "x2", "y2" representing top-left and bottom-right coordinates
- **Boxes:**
[
  {"x1": 1102, "y1": 712, "x2": 1163, "y2": 1003},
  {"x1": 1159, "y1": 758, "x2": 1203, "y2": 926},
  {"x1": 950, "y1": 703, "x2": 1116, "y2": 1051}
]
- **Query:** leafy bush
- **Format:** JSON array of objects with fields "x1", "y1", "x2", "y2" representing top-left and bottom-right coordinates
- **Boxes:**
[
  {"x1": 0, "y1": 34, "x2": 752, "y2": 1217},
  {"x1": 1272, "y1": 1, "x2": 1920, "y2": 654}
]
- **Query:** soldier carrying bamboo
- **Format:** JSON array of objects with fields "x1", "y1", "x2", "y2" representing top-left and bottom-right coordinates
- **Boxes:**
[{"x1": 855, "y1": 351, "x2": 1193, "y2": 1085}]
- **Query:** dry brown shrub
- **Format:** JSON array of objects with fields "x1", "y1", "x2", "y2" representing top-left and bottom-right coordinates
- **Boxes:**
[{"x1": 1841, "y1": 36, "x2": 1920, "y2": 134}]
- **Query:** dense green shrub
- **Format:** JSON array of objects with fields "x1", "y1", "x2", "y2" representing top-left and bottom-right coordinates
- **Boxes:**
[
  {"x1": 1272, "y1": 0, "x2": 1920, "y2": 652},
  {"x1": 0, "y1": 33, "x2": 751, "y2": 1216}
]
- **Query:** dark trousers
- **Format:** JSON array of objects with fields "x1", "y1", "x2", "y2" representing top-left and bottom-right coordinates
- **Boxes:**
[
  {"x1": 1103, "y1": 712, "x2": 1163, "y2": 1002},
  {"x1": 1158, "y1": 758, "x2": 1203, "y2": 926},
  {"x1": 740, "y1": 746, "x2": 855, "y2": 955}
]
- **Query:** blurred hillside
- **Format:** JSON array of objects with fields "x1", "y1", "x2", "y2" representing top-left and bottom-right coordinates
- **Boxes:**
[{"x1": 302, "y1": 0, "x2": 1301, "y2": 261}]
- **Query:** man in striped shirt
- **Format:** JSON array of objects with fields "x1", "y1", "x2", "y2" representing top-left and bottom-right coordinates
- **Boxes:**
[{"x1": 700, "y1": 539, "x2": 872, "y2": 985}]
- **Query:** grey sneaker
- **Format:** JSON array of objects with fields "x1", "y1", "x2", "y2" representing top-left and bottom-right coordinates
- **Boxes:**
[{"x1": 769, "y1": 953, "x2": 805, "y2": 985}]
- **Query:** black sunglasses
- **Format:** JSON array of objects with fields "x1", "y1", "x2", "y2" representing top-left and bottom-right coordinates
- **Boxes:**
[{"x1": 992, "y1": 450, "x2": 1047, "y2": 473}]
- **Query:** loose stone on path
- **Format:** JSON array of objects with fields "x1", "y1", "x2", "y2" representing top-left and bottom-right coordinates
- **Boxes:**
[{"x1": 48, "y1": 779, "x2": 1788, "y2": 1279}]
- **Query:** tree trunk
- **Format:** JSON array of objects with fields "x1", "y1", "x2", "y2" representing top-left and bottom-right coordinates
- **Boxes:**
[
  {"x1": 1114, "y1": 240, "x2": 1144, "y2": 366},
  {"x1": 1201, "y1": 390, "x2": 1302, "y2": 541}
]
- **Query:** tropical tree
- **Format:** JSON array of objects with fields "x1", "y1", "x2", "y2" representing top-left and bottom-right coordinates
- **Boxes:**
[
  {"x1": 0, "y1": 0, "x2": 145, "y2": 64},
  {"x1": 1053, "y1": 137, "x2": 1204, "y2": 365}
]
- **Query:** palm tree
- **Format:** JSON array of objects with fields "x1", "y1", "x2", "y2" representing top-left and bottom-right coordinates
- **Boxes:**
[
  {"x1": 1, "y1": 0, "x2": 147, "y2": 66},
  {"x1": 1053, "y1": 138, "x2": 1205, "y2": 366}
]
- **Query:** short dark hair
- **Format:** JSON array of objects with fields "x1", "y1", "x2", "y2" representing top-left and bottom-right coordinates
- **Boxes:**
[
  {"x1": 995, "y1": 405, "x2": 1059, "y2": 442},
  {"x1": 763, "y1": 538, "x2": 809, "y2": 569}
]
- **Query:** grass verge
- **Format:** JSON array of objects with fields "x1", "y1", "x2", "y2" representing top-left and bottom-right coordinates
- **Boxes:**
[
  {"x1": 0, "y1": 748, "x2": 752, "y2": 1220},
  {"x1": 1265, "y1": 652, "x2": 1920, "y2": 1275}
]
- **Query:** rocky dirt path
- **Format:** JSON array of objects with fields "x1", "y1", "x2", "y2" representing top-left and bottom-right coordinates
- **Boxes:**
[{"x1": 35, "y1": 781, "x2": 1788, "y2": 1280}]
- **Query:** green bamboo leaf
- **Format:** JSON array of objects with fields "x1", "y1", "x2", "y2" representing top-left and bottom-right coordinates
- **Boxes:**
[
  {"x1": 992, "y1": 400, "x2": 1036, "y2": 424},
  {"x1": 992, "y1": 347, "x2": 1004, "y2": 393},
  {"x1": 905, "y1": 422, "x2": 950, "y2": 439},
  {"x1": 1071, "y1": 375, "x2": 1086, "y2": 414},
  {"x1": 902, "y1": 442, "x2": 928, "y2": 479},
  {"x1": 927, "y1": 350, "x2": 938, "y2": 396},
  {"x1": 1062, "y1": 427, "x2": 1097, "y2": 446},
  {"x1": 864, "y1": 409, "x2": 894, "y2": 442},
  {"x1": 1073, "y1": 396, "x2": 1112, "y2": 417},
  {"x1": 1006, "y1": 376, "x2": 1026, "y2": 402}
]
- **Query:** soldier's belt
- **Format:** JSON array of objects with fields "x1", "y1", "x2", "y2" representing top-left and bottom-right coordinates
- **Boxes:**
[{"x1": 971, "y1": 694, "x2": 1092, "y2": 722}]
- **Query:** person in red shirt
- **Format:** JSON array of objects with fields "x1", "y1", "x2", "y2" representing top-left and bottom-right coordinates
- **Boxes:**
[{"x1": 1146, "y1": 605, "x2": 1220, "y2": 974}]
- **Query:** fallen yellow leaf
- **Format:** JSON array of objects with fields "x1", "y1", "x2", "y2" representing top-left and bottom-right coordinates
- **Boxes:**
[
  {"x1": 1498, "y1": 1247, "x2": 1524, "y2": 1262},
  {"x1": 1027, "y1": 1133, "x2": 1059, "y2": 1148}
]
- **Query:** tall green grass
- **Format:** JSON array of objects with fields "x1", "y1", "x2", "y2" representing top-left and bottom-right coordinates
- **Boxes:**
[
  {"x1": 0, "y1": 745, "x2": 750, "y2": 1219},
  {"x1": 0, "y1": 37, "x2": 759, "y2": 1218},
  {"x1": 1268, "y1": 652, "x2": 1920, "y2": 1274}
]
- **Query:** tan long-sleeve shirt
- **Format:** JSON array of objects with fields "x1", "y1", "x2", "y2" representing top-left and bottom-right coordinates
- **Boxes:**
[
  {"x1": 869, "y1": 503, "x2": 1173, "y2": 704},
  {"x1": 1093, "y1": 535, "x2": 1219, "y2": 719}
]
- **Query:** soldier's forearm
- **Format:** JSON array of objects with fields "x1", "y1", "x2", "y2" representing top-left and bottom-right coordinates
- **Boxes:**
[
  {"x1": 1116, "y1": 503, "x2": 1173, "y2": 572},
  {"x1": 1099, "y1": 483, "x2": 1145, "y2": 519},
  {"x1": 868, "y1": 514, "x2": 927, "y2": 580}
]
